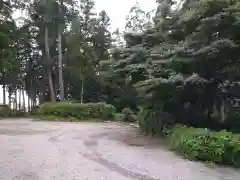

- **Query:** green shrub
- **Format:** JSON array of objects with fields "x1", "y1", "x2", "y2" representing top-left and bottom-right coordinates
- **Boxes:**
[
  {"x1": 226, "y1": 110, "x2": 240, "y2": 131},
  {"x1": 12, "y1": 110, "x2": 27, "y2": 117},
  {"x1": 122, "y1": 108, "x2": 137, "y2": 122},
  {"x1": 168, "y1": 125, "x2": 240, "y2": 167},
  {"x1": 38, "y1": 102, "x2": 116, "y2": 121},
  {"x1": 30, "y1": 106, "x2": 39, "y2": 115},
  {"x1": 138, "y1": 107, "x2": 173, "y2": 135},
  {"x1": 228, "y1": 110, "x2": 240, "y2": 121},
  {"x1": 0, "y1": 105, "x2": 12, "y2": 118},
  {"x1": 114, "y1": 113, "x2": 124, "y2": 121},
  {"x1": 39, "y1": 115, "x2": 85, "y2": 122}
]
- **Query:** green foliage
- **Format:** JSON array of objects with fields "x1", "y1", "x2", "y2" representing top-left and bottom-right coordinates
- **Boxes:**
[
  {"x1": 11, "y1": 110, "x2": 28, "y2": 117},
  {"x1": 122, "y1": 108, "x2": 137, "y2": 122},
  {"x1": 125, "y1": 1, "x2": 153, "y2": 32},
  {"x1": 109, "y1": 0, "x2": 240, "y2": 133},
  {"x1": 38, "y1": 102, "x2": 116, "y2": 120},
  {"x1": 225, "y1": 110, "x2": 240, "y2": 131},
  {"x1": 228, "y1": 110, "x2": 240, "y2": 121},
  {"x1": 113, "y1": 113, "x2": 124, "y2": 121},
  {"x1": 30, "y1": 106, "x2": 39, "y2": 115},
  {"x1": 0, "y1": 105, "x2": 12, "y2": 118},
  {"x1": 168, "y1": 125, "x2": 240, "y2": 167},
  {"x1": 40, "y1": 115, "x2": 72, "y2": 121},
  {"x1": 138, "y1": 107, "x2": 173, "y2": 135},
  {"x1": 0, "y1": 105, "x2": 31, "y2": 118},
  {"x1": 39, "y1": 115, "x2": 89, "y2": 122},
  {"x1": 0, "y1": 106, "x2": 29, "y2": 118}
]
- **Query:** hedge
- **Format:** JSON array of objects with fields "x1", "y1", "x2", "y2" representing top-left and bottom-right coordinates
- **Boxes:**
[
  {"x1": 0, "y1": 105, "x2": 12, "y2": 118},
  {"x1": 226, "y1": 110, "x2": 240, "y2": 132},
  {"x1": 168, "y1": 125, "x2": 240, "y2": 167},
  {"x1": 138, "y1": 107, "x2": 173, "y2": 134},
  {"x1": 38, "y1": 102, "x2": 116, "y2": 120},
  {"x1": 0, "y1": 105, "x2": 32, "y2": 118},
  {"x1": 122, "y1": 108, "x2": 137, "y2": 122}
]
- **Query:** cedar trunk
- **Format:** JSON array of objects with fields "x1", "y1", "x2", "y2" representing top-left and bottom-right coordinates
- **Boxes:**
[
  {"x1": 58, "y1": 0, "x2": 65, "y2": 101},
  {"x1": 45, "y1": 27, "x2": 56, "y2": 102}
]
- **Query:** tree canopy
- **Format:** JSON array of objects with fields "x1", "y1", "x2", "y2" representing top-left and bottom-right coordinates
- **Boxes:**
[{"x1": 1, "y1": 0, "x2": 240, "y2": 131}]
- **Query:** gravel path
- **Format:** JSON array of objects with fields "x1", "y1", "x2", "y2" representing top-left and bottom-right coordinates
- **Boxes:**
[{"x1": 0, "y1": 119, "x2": 240, "y2": 180}]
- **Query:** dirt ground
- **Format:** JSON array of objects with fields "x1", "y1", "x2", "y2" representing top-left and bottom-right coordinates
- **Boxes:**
[{"x1": 0, "y1": 119, "x2": 240, "y2": 180}]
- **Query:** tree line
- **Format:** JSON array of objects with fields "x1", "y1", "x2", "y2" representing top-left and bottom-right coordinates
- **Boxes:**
[
  {"x1": 0, "y1": 0, "x2": 113, "y2": 110},
  {"x1": 1, "y1": 0, "x2": 240, "y2": 132}
]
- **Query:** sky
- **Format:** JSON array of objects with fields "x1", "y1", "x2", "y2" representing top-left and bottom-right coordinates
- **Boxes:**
[{"x1": 94, "y1": 0, "x2": 156, "y2": 30}]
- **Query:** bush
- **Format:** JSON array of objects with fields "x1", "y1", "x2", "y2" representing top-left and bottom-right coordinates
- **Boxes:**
[
  {"x1": 114, "y1": 113, "x2": 124, "y2": 121},
  {"x1": 38, "y1": 102, "x2": 116, "y2": 121},
  {"x1": 168, "y1": 125, "x2": 240, "y2": 167},
  {"x1": 122, "y1": 108, "x2": 137, "y2": 122},
  {"x1": 30, "y1": 106, "x2": 39, "y2": 115},
  {"x1": 0, "y1": 105, "x2": 12, "y2": 118},
  {"x1": 226, "y1": 110, "x2": 240, "y2": 131},
  {"x1": 11, "y1": 110, "x2": 28, "y2": 117},
  {"x1": 138, "y1": 107, "x2": 173, "y2": 135}
]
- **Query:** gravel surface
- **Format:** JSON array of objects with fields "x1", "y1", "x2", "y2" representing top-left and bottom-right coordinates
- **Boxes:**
[{"x1": 0, "y1": 119, "x2": 240, "y2": 180}]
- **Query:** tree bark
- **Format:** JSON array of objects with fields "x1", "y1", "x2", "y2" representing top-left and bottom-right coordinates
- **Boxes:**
[
  {"x1": 39, "y1": 78, "x2": 45, "y2": 104},
  {"x1": 19, "y1": 89, "x2": 21, "y2": 110},
  {"x1": 3, "y1": 84, "x2": 6, "y2": 105},
  {"x1": 14, "y1": 90, "x2": 17, "y2": 111},
  {"x1": 8, "y1": 89, "x2": 11, "y2": 108},
  {"x1": 80, "y1": 79, "x2": 84, "y2": 104},
  {"x1": 31, "y1": 97, "x2": 34, "y2": 109},
  {"x1": 47, "y1": 69, "x2": 56, "y2": 102},
  {"x1": 219, "y1": 98, "x2": 226, "y2": 123},
  {"x1": 22, "y1": 88, "x2": 26, "y2": 112},
  {"x1": 58, "y1": 0, "x2": 65, "y2": 101},
  {"x1": 33, "y1": 90, "x2": 36, "y2": 107},
  {"x1": 64, "y1": 83, "x2": 69, "y2": 100},
  {"x1": 45, "y1": 27, "x2": 56, "y2": 102},
  {"x1": 28, "y1": 95, "x2": 31, "y2": 112}
]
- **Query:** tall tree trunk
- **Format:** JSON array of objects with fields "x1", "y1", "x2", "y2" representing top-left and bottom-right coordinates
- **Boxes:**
[
  {"x1": 22, "y1": 88, "x2": 25, "y2": 112},
  {"x1": 8, "y1": 89, "x2": 11, "y2": 108},
  {"x1": 3, "y1": 84, "x2": 6, "y2": 105},
  {"x1": 80, "y1": 79, "x2": 84, "y2": 104},
  {"x1": 58, "y1": 0, "x2": 65, "y2": 101},
  {"x1": 14, "y1": 90, "x2": 17, "y2": 111},
  {"x1": 33, "y1": 90, "x2": 36, "y2": 107},
  {"x1": 47, "y1": 69, "x2": 56, "y2": 102},
  {"x1": 29, "y1": 80, "x2": 32, "y2": 112},
  {"x1": 219, "y1": 98, "x2": 226, "y2": 123},
  {"x1": 19, "y1": 89, "x2": 21, "y2": 110},
  {"x1": 28, "y1": 95, "x2": 31, "y2": 112},
  {"x1": 45, "y1": 27, "x2": 56, "y2": 102},
  {"x1": 31, "y1": 98, "x2": 34, "y2": 109},
  {"x1": 64, "y1": 82, "x2": 68, "y2": 100},
  {"x1": 39, "y1": 78, "x2": 45, "y2": 104}
]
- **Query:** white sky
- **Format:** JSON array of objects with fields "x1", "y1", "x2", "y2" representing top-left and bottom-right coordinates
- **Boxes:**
[{"x1": 95, "y1": 0, "x2": 156, "y2": 30}]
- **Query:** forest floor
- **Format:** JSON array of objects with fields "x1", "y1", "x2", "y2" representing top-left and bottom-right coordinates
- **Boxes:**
[{"x1": 0, "y1": 119, "x2": 240, "y2": 180}]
